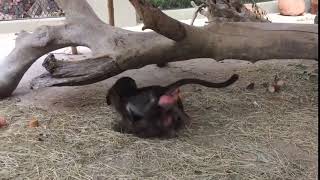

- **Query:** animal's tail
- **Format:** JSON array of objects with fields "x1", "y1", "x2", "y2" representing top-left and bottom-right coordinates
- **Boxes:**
[{"x1": 165, "y1": 74, "x2": 239, "y2": 94}]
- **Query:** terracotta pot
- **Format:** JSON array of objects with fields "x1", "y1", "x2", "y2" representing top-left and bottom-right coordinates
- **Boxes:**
[
  {"x1": 278, "y1": 0, "x2": 305, "y2": 16},
  {"x1": 311, "y1": 0, "x2": 318, "y2": 14},
  {"x1": 244, "y1": 4, "x2": 253, "y2": 12}
]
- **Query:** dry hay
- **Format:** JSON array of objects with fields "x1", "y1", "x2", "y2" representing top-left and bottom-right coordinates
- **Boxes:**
[{"x1": 0, "y1": 61, "x2": 318, "y2": 179}]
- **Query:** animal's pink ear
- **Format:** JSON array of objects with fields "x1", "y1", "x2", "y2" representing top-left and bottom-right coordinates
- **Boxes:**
[
  {"x1": 158, "y1": 95, "x2": 176, "y2": 106},
  {"x1": 159, "y1": 88, "x2": 180, "y2": 106}
]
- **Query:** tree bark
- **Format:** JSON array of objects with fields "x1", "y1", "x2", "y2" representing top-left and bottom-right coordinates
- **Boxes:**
[
  {"x1": 0, "y1": 0, "x2": 318, "y2": 98},
  {"x1": 71, "y1": 47, "x2": 78, "y2": 55},
  {"x1": 108, "y1": 0, "x2": 115, "y2": 26}
]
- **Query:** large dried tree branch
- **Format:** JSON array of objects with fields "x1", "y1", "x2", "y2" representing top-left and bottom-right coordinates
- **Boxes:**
[{"x1": 0, "y1": 0, "x2": 318, "y2": 98}]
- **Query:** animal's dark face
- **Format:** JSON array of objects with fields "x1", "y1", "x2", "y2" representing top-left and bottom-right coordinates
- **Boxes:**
[{"x1": 158, "y1": 89, "x2": 180, "y2": 108}]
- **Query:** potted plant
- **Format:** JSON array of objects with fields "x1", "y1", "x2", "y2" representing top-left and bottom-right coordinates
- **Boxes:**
[{"x1": 278, "y1": 0, "x2": 305, "y2": 16}]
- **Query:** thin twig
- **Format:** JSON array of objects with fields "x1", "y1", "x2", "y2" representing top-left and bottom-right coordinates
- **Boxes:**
[{"x1": 190, "y1": 3, "x2": 207, "y2": 25}]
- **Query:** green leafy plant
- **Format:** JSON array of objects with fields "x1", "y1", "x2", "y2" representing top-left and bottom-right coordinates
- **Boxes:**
[
  {"x1": 149, "y1": 0, "x2": 202, "y2": 9},
  {"x1": 148, "y1": 0, "x2": 272, "y2": 10}
]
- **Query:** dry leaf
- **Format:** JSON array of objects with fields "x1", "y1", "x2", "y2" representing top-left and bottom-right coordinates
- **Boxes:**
[
  {"x1": 28, "y1": 117, "x2": 39, "y2": 128},
  {"x1": 273, "y1": 75, "x2": 285, "y2": 92},
  {"x1": 276, "y1": 80, "x2": 285, "y2": 87},
  {"x1": 266, "y1": 75, "x2": 285, "y2": 93},
  {"x1": 268, "y1": 85, "x2": 276, "y2": 93},
  {"x1": 0, "y1": 116, "x2": 8, "y2": 128},
  {"x1": 274, "y1": 80, "x2": 285, "y2": 92}
]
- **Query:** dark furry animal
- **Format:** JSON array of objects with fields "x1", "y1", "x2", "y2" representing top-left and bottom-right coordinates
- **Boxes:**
[{"x1": 107, "y1": 74, "x2": 239, "y2": 138}]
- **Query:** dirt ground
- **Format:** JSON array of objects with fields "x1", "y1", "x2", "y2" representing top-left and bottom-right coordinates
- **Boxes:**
[{"x1": 0, "y1": 57, "x2": 318, "y2": 179}]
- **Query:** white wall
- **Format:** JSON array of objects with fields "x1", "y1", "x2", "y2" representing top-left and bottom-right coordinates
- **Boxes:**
[
  {"x1": 0, "y1": 0, "x2": 138, "y2": 34},
  {"x1": 114, "y1": 0, "x2": 137, "y2": 27},
  {"x1": 86, "y1": 0, "x2": 137, "y2": 27},
  {"x1": 86, "y1": 0, "x2": 109, "y2": 23}
]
